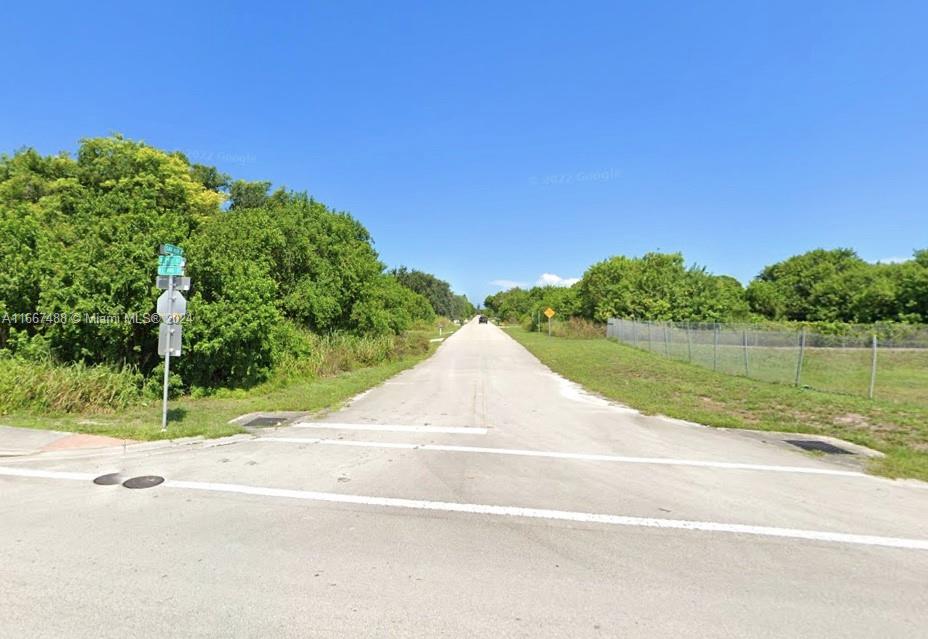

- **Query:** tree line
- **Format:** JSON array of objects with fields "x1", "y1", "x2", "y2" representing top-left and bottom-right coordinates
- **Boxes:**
[
  {"x1": 484, "y1": 249, "x2": 928, "y2": 327},
  {"x1": 0, "y1": 136, "x2": 471, "y2": 388}
]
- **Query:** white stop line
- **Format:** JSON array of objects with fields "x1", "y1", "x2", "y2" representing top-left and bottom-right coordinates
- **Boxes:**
[
  {"x1": 2, "y1": 465, "x2": 927, "y2": 551},
  {"x1": 259, "y1": 437, "x2": 867, "y2": 477},
  {"x1": 291, "y1": 422, "x2": 488, "y2": 435}
]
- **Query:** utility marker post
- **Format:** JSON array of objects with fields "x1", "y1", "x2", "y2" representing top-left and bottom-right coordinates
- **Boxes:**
[
  {"x1": 742, "y1": 329, "x2": 750, "y2": 377},
  {"x1": 795, "y1": 327, "x2": 806, "y2": 387},
  {"x1": 156, "y1": 244, "x2": 189, "y2": 432},
  {"x1": 685, "y1": 322, "x2": 692, "y2": 363}
]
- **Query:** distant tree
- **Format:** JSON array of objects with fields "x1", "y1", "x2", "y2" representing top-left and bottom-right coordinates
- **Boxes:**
[
  {"x1": 189, "y1": 163, "x2": 229, "y2": 192},
  {"x1": 229, "y1": 179, "x2": 271, "y2": 210},
  {"x1": 390, "y1": 267, "x2": 458, "y2": 317},
  {"x1": 515, "y1": 252, "x2": 749, "y2": 323}
]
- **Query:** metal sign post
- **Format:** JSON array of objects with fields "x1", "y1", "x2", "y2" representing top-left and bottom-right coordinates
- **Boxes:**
[
  {"x1": 156, "y1": 244, "x2": 189, "y2": 433},
  {"x1": 544, "y1": 307, "x2": 555, "y2": 336},
  {"x1": 161, "y1": 276, "x2": 174, "y2": 432}
]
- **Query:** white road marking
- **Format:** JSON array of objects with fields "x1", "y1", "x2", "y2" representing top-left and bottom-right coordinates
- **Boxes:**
[
  {"x1": 2, "y1": 465, "x2": 926, "y2": 550},
  {"x1": 0, "y1": 467, "x2": 96, "y2": 481},
  {"x1": 291, "y1": 423, "x2": 488, "y2": 435},
  {"x1": 258, "y1": 437, "x2": 868, "y2": 478}
]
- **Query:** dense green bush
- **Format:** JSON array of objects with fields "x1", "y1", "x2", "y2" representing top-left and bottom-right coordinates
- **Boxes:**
[{"x1": 0, "y1": 135, "x2": 438, "y2": 391}]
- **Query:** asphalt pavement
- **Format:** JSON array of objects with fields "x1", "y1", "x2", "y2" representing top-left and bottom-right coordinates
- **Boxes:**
[{"x1": 2, "y1": 319, "x2": 928, "y2": 638}]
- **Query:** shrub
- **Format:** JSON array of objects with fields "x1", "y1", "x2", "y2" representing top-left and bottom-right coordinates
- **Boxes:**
[
  {"x1": 549, "y1": 317, "x2": 605, "y2": 339},
  {"x1": 0, "y1": 354, "x2": 143, "y2": 415}
]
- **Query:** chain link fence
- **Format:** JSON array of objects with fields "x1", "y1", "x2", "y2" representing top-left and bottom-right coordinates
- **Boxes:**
[{"x1": 607, "y1": 318, "x2": 928, "y2": 405}]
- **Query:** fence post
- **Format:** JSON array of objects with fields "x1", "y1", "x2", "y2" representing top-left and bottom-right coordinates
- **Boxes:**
[
  {"x1": 795, "y1": 327, "x2": 806, "y2": 387},
  {"x1": 713, "y1": 324, "x2": 719, "y2": 371},
  {"x1": 686, "y1": 322, "x2": 692, "y2": 363},
  {"x1": 742, "y1": 329, "x2": 750, "y2": 377},
  {"x1": 663, "y1": 322, "x2": 669, "y2": 356},
  {"x1": 647, "y1": 322, "x2": 652, "y2": 351},
  {"x1": 632, "y1": 319, "x2": 638, "y2": 348},
  {"x1": 868, "y1": 334, "x2": 878, "y2": 400}
]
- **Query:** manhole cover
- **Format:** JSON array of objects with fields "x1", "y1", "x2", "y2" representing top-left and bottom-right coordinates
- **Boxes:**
[
  {"x1": 122, "y1": 475, "x2": 165, "y2": 489},
  {"x1": 93, "y1": 473, "x2": 124, "y2": 485},
  {"x1": 785, "y1": 440, "x2": 852, "y2": 455},
  {"x1": 244, "y1": 417, "x2": 286, "y2": 427}
]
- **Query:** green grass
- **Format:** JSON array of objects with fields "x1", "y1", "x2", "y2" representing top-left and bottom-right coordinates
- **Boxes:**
[
  {"x1": 507, "y1": 327, "x2": 928, "y2": 481},
  {"x1": 0, "y1": 348, "x2": 433, "y2": 441}
]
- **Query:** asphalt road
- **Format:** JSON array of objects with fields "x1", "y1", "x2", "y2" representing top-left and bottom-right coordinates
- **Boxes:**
[{"x1": 2, "y1": 319, "x2": 928, "y2": 638}]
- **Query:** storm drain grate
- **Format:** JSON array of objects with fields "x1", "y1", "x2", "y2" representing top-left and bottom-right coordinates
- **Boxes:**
[
  {"x1": 244, "y1": 417, "x2": 287, "y2": 427},
  {"x1": 122, "y1": 475, "x2": 165, "y2": 489},
  {"x1": 785, "y1": 439, "x2": 853, "y2": 455}
]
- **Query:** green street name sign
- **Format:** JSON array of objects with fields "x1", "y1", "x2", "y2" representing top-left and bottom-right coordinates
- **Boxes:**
[
  {"x1": 159, "y1": 243, "x2": 185, "y2": 257},
  {"x1": 157, "y1": 254, "x2": 186, "y2": 276}
]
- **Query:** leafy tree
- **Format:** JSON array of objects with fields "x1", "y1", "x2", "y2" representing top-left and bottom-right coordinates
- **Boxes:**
[
  {"x1": 0, "y1": 135, "x2": 441, "y2": 389},
  {"x1": 351, "y1": 275, "x2": 435, "y2": 335},
  {"x1": 229, "y1": 179, "x2": 271, "y2": 210},
  {"x1": 746, "y1": 249, "x2": 866, "y2": 321},
  {"x1": 390, "y1": 267, "x2": 463, "y2": 317},
  {"x1": 893, "y1": 250, "x2": 928, "y2": 323},
  {"x1": 451, "y1": 294, "x2": 476, "y2": 320},
  {"x1": 0, "y1": 136, "x2": 224, "y2": 367},
  {"x1": 188, "y1": 163, "x2": 230, "y2": 192},
  {"x1": 180, "y1": 208, "x2": 283, "y2": 387}
]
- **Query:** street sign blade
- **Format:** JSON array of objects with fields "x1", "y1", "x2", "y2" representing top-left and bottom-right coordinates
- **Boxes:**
[
  {"x1": 157, "y1": 255, "x2": 186, "y2": 276},
  {"x1": 159, "y1": 243, "x2": 185, "y2": 257}
]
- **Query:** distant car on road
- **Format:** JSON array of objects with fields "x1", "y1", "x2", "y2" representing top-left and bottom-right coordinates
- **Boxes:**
[{"x1": 478, "y1": 315, "x2": 488, "y2": 324}]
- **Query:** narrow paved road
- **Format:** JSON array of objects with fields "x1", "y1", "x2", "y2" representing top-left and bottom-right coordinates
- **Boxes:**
[{"x1": 3, "y1": 320, "x2": 928, "y2": 638}]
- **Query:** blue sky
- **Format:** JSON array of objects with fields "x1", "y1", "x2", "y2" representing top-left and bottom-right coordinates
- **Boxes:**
[{"x1": 3, "y1": 1, "x2": 926, "y2": 305}]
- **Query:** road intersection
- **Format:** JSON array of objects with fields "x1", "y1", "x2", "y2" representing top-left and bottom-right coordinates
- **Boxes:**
[{"x1": 2, "y1": 320, "x2": 927, "y2": 637}]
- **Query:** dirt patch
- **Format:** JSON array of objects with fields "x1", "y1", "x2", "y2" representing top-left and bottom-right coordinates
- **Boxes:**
[
  {"x1": 42, "y1": 433, "x2": 131, "y2": 451},
  {"x1": 833, "y1": 413, "x2": 870, "y2": 427}
]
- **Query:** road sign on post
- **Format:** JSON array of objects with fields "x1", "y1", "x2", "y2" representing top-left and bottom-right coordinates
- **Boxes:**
[
  {"x1": 158, "y1": 255, "x2": 186, "y2": 276},
  {"x1": 158, "y1": 321, "x2": 183, "y2": 356},
  {"x1": 156, "y1": 244, "x2": 189, "y2": 432},
  {"x1": 157, "y1": 275, "x2": 190, "y2": 291},
  {"x1": 544, "y1": 307, "x2": 555, "y2": 336},
  {"x1": 159, "y1": 243, "x2": 185, "y2": 257}
]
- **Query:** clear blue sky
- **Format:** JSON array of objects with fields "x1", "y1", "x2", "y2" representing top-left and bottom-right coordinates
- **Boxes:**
[{"x1": 3, "y1": 1, "x2": 926, "y2": 305}]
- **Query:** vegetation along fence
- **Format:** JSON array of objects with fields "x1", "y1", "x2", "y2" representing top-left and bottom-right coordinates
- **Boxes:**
[{"x1": 606, "y1": 318, "x2": 928, "y2": 405}]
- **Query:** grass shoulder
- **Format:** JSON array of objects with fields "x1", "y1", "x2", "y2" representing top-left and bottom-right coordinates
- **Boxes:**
[
  {"x1": 505, "y1": 327, "x2": 928, "y2": 482},
  {"x1": 1, "y1": 340, "x2": 436, "y2": 442}
]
